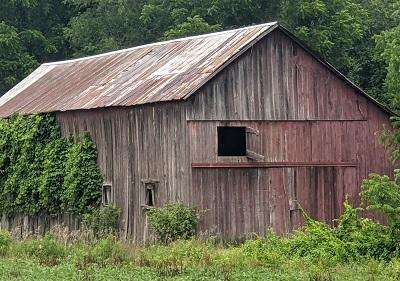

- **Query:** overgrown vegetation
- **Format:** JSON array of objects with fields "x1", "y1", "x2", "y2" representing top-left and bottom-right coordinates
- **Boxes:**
[
  {"x1": 82, "y1": 205, "x2": 121, "y2": 237},
  {"x1": 1, "y1": 196, "x2": 400, "y2": 280},
  {"x1": 147, "y1": 202, "x2": 199, "y2": 244},
  {"x1": 0, "y1": 114, "x2": 103, "y2": 216}
]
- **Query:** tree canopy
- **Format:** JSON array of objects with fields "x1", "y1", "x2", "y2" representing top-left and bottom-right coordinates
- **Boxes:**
[{"x1": 0, "y1": 0, "x2": 399, "y2": 111}]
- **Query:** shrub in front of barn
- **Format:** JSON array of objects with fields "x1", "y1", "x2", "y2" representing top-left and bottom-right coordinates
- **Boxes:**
[
  {"x1": 82, "y1": 205, "x2": 121, "y2": 237},
  {"x1": 147, "y1": 202, "x2": 200, "y2": 244}
]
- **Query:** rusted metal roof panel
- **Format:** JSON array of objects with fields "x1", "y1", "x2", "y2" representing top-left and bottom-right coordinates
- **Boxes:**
[{"x1": 0, "y1": 23, "x2": 278, "y2": 117}]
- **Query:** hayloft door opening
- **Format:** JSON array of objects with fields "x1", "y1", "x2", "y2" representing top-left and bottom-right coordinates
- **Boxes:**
[
  {"x1": 216, "y1": 125, "x2": 263, "y2": 161},
  {"x1": 217, "y1": 126, "x2": 246, "y2": 156}
]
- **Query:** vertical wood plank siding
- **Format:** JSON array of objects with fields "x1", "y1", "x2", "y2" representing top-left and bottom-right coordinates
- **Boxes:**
[
  {"x1": 57, "y1": 103, "x2": 190, "y2": 241},
  {"x1": 187, "y1": 30, "x2": 368, "y2": 121},
  {"x1": 55, "y1": 29, "x2": 393, "y2": 241},
  {"x1": 187, "y1": 30, "x2": 393, "y2": 237},
  {"x1": 192, "y1": 166, "x2": 358, "y2": 238}
]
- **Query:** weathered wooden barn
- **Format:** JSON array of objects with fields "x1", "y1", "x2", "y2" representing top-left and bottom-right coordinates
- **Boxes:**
[{"x1": 0, "y1": 22, "x2": 394, "y2": 241}]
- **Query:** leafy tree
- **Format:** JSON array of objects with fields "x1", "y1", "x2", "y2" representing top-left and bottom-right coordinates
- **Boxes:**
[
  {"x1": 65, "y1": 0, "x2": 146, "y2": 56},
  {"x1": 0, "y1": 0, "x2": 74, "y2": 96},
  {"x1": 139, "y1": 0, "x2": 279, "y2": 42},
  {"x1": 0, "y1": 0, "x2": 73, "y2": 60},
  {"x1": 280, "y1": 0, "x2": 367, "y2": 80},
  {"x1": 139, "y1": 0, "x2": 215, "y2": 42},
  {"x1": 0, "y1": 22, "x2": 39, "y2": 95},
  {"x1": 349, "y1": 0, "x2": 399, "y2": 103},
  {"x1": 208, "y1": 0, "x2": 281, "y2": 28},
  {"x1": 376, "y1": 25, "x2": 400, "y2": 111},
  {"x1": 164, "y1": 15, "x2": 221, "y2": 39}
]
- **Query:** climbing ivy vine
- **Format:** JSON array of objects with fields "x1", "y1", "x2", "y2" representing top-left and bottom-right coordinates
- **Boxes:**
[{"x1": 0, "y1": 114, "x2": 103, "y2": 216}]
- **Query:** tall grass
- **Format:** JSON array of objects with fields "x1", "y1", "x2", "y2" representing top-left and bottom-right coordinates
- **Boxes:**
[{"x1": 0, "y1": 202, "x2": 398, "y2": 280}]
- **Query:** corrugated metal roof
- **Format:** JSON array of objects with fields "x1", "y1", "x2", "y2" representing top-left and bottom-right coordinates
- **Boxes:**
[
  {"x1": 0, "y1": 22, "x2": 394, "y2": 117},
  {"x1": 0, "y1": 22, "x2": 278, "y2": 117}
]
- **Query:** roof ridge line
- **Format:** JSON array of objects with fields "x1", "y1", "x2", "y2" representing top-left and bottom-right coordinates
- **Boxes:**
[{"x1": 42, "y1": 22, "x2": 278, "y2": 66}]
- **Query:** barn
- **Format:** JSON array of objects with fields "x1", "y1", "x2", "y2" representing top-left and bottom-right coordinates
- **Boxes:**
[{"x1": 0, "y1": 22, "x2": 394, "y2": 241}]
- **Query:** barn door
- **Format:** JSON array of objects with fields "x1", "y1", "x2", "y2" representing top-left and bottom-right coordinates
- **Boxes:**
[
  {"x1": 192, "y1": 166, "x2": 358, "y2": 238},
  {"x1": 192, "y1": 168, "x2": 269, "y2": 240},
  {"x1": 265, "y1": 166, "x2": 358, "y2": 234},
  {"x1": 287, "y1": 166, "x2": 358, "y2": 230}
]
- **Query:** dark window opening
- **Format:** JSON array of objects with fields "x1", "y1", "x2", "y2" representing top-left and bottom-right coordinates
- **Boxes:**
[
  {"x1": 141, "y1": 179, "x2": 159, "y2": 210},
  {"x1": 102, "y1": 183, "x2": 112, "y2": 205},
  {"x1": 145, "y1": 183, "x2": 155, "y2": 207},
  {"x1": 217, "y1": 126, "x2": 247, "y2": 156}
]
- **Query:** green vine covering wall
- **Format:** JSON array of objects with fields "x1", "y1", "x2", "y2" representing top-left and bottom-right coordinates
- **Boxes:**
[{"x1": 0, "y1": 114, "x2": 103, "y2": 216}]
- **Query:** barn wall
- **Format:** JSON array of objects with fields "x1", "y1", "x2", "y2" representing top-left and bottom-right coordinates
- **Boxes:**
[
  {"x1": 56, "y1": 103, "x2": 190, "y2": 241},
  {"x1": 187, "y1": 30, "x2": 369, "y2": 121},
  {"x1": 187, "y1": 29, "x2": 394, "y2": 237}
]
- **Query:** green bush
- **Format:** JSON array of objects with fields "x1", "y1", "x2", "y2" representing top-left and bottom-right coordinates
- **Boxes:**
[
  {"x1": 336, "y1": 200, "x2": 396, "y2": 260},
  {"x1": 82, "y1": 205, "x2": 121, "y2": 237},
  {"x1": 240, "y1": 231, "x2": 289, "y2": 267},
  {"x1": 361, "y1": 170, "x2": 400, "y2": 227},
  {"x1": 147, "y1": 202, "x2": 199, "y2": 244},
  {"x1": 289, "y1": 215, "x2": 349, "y2": 266},
  {"x1": 90, "y1": 236, "x2": 129, "y2": 266},
  {"x1": 0, "y1": 231, "x2": 11, "y2": 256}
]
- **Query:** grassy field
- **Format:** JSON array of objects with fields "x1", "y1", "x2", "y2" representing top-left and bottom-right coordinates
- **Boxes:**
[
  {"x1": 0, "y1": 201, "x2": 399, "y2": 281},
  {"x1": 0, "y1": 233, "x2": 399, "y2": 281},
  {"x1": 0, "y1": 258, "x2": 398, "y2": 281}
]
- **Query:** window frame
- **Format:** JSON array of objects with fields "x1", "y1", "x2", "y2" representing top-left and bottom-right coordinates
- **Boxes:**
[
  {"x1": 102, "y1": 183, "x2": 112, "y2": 206},
  {"x1": 141, "y1": 179, "x2": 159, "y2": 210}
]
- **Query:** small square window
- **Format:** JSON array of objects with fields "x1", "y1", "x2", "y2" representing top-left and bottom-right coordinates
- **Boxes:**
[
  {"x1": 145, "y1": 183, "x2": 155, "y2": 207},
  {"x1": 102, "y1": 183, "x2": 112, "y2": 205},
  {"x1": 141, "y1": 179, "x2": 159, "y2": 209},
  {"x1": 217, "y1": 126, "x2": 247, "y2": 156}
]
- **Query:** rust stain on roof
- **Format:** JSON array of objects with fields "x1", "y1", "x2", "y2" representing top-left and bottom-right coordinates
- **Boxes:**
[{"x1": 0, "y1": 22, "x2": 278, "y2": 117}]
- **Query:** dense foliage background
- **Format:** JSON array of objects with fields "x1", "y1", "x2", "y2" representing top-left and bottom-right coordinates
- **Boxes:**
[{"x1": 0, "y1": 0, "x2": 399, "y2": 111}]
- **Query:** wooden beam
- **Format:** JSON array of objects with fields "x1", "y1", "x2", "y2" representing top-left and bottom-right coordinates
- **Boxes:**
[
  {"x1": 246, "y1": 149, "x2": 265, "y2": 161},
  {"x1": 191, "y1": 162, "x2": 358, "y2": 168}
]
